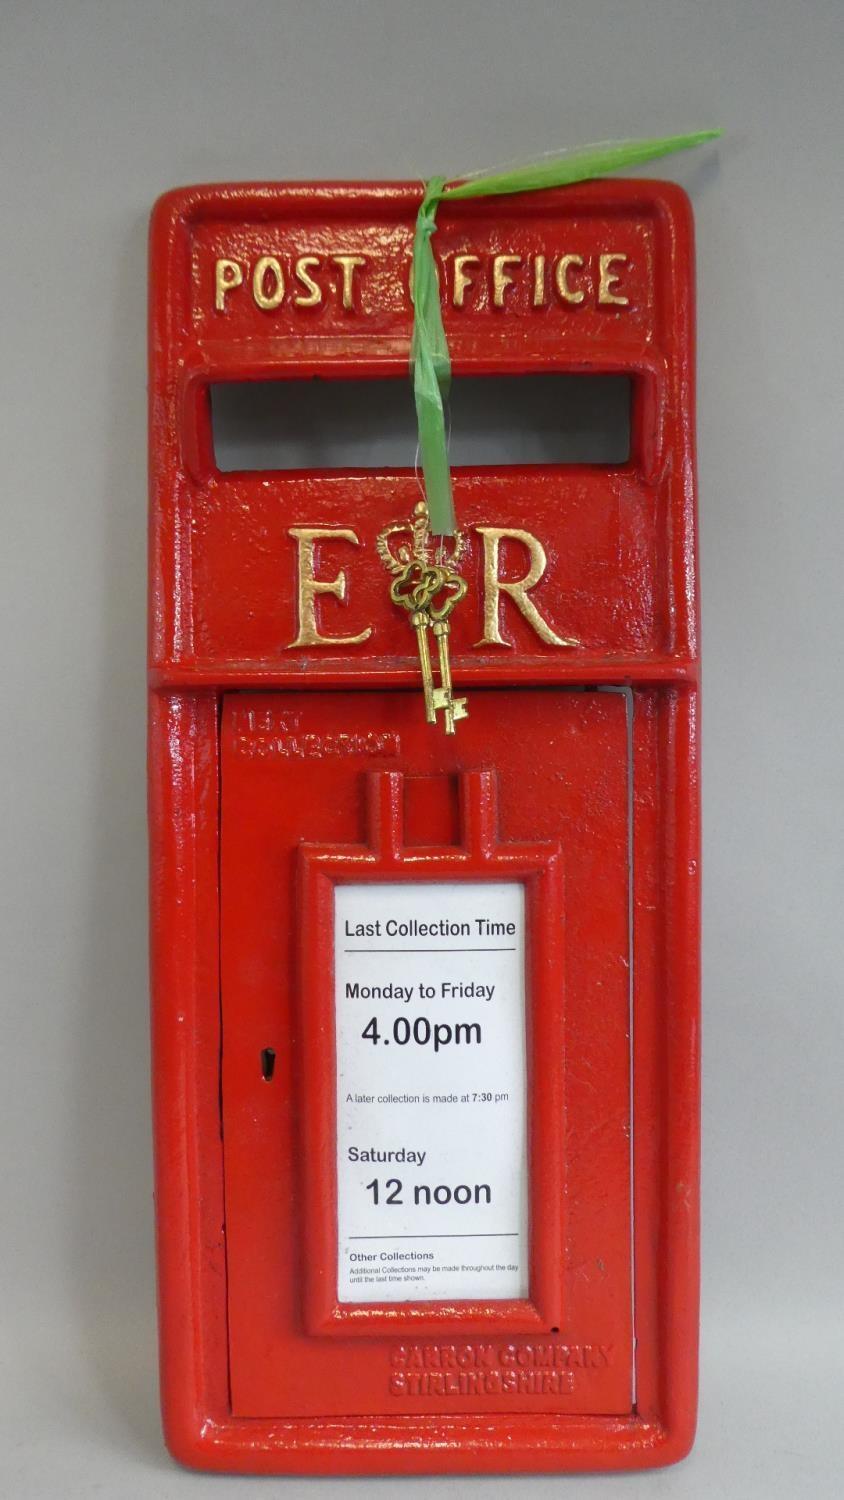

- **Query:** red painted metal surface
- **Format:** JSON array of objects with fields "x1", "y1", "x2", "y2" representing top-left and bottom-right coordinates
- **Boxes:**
[
  {"x1": 148, "y1": 179, "x2": 700, "y2": 1473},
  {"x1": 222, "y1": 692, "x2": 630, "y2": 1419}
]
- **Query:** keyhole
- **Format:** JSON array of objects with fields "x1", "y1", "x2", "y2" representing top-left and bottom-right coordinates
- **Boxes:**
[{"x1": 260, "y1": 1047, "x2": 276, "y2": 1082}]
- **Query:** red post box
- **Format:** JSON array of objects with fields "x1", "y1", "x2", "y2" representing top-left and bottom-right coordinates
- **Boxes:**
[{"x1": 148, "y1": 179, "x2": 700, "y2": 1474}]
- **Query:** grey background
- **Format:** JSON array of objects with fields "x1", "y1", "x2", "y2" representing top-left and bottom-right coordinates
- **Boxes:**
[{"x1": 1, "y1": 1, "x2": 842, "y2": 1495}]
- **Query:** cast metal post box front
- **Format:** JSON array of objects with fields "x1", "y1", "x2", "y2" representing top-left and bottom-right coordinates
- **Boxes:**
[{"x1": 148, "y1": 180, "x2": 700, "y2": 1474}]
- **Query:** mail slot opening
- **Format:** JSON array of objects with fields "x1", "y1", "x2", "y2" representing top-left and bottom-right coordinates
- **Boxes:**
[{"x1": 211, "y1": 373, "x2": 631, "y2": 472}]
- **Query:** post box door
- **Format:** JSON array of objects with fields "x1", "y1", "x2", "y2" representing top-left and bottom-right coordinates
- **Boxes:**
[{"x1": 220, "y1": 684, "x2": 633, "y2": 1419}]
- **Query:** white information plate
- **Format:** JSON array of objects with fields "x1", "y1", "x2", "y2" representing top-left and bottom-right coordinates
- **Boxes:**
[{"x1": 335, "y1": 880, "x2": 528, "y2": 1304}]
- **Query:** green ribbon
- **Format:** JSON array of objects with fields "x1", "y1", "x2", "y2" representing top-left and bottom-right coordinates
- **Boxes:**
[{"x1": 410, "y1": 130, "x2": 721, "y2": 534}]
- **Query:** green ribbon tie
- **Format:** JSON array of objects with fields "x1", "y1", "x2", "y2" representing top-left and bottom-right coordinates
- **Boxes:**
[{"x1": 409, "y1": 130, "x2": 721, "y2": 534}]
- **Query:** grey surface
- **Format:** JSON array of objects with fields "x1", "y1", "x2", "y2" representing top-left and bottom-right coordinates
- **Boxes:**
[{"x1": 1, "y1": 0, "x2": 842, "y2": 1495}]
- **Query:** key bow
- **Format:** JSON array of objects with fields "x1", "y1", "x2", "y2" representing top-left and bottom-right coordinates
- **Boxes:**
[
  {"x1": 424, "y1": 567, "x2": 467, "y2": 622},
  {"x1": 389, "y1": 559, "x2": 437, "y2": 613}
]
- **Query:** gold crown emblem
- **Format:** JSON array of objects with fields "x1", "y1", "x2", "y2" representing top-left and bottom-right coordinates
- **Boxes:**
[{"x1": 375, "y1": 500, "x2": 466, "y2": 577}]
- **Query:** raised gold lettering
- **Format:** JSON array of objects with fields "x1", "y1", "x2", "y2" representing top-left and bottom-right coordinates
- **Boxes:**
[
  {"x1": 598, "y1": 252, "x2": 629, "y2": 305},
  {"x1": 554, "y1": 254, "x2": 585, "y2": 305},
  {"x1": 213, "y1": 247, "x2": 634, "y2": 315},
  {"x1": 288, "y1": 528, "x2": 371, "y2": 648},
  {"x1": 532, "y1": 254, "x2": 546, "y2": 307},
  {"x1": 294, "y1": 255, "x2": 323, "y2": 307},
  {"x1": 475, "y1": 527, "x2": 578, "y2": 647},
  {"x1": 332, "y1": 254, "x2": 366, "y2": 311},
  {"x1": 492, "y1": 254, "x2": 521, "y2": 308},
  {"x1": 215, "y1": 258, "x2": 243, "y2": 311},
  {"x1": 453, "y1": 254, "x2": 481, "y2": 308},
  {"x1": 253, "y1": 255, "x2": 285, "y2": 310}
]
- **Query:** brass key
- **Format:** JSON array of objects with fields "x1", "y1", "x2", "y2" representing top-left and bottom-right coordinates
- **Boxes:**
[
  {"x1": 378, "y1": 502, "x2": 470, "y2": 735},
  {"x1": 431, "y1": 621, "x2": 468, "y2": 734},
  {"x1": 427, "y1": 569, "x2": 468, "y2": 735},
  {"x1": 410, "y1": 607, "x2": 437, "y2": 724},
  {"x1": 390, "y1": 562, "x2": 438, "y2": 723}
]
